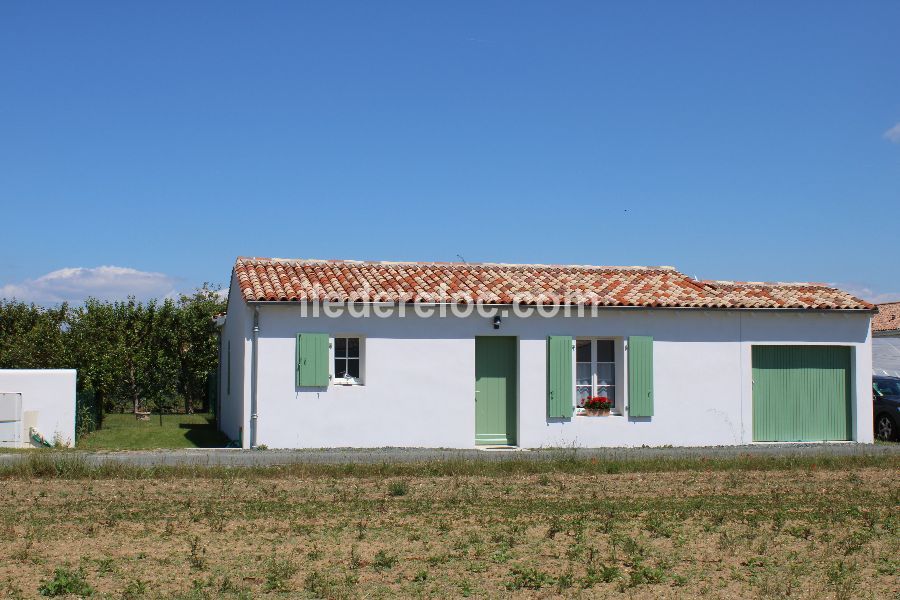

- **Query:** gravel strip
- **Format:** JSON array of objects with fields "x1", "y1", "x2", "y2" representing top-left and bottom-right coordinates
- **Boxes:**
[{"x1": 0, "y1": 442, "x2": 897, "y2": 467}]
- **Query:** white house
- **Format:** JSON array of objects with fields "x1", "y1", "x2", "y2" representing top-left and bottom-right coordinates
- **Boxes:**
[
  {"x1": 0, "y1": 369, "x2": 77, "y2": 448},
  {"x1": 217, "y1": 257, "x2": 874, "y2": 449},
  {"x1": 872, "y1": 302, "x2": 900, "y2": 377}
]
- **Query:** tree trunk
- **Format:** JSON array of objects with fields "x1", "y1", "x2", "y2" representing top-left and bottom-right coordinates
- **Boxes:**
[{"x1": 129, "y1": 363, "x2": 140, "y2": 414}]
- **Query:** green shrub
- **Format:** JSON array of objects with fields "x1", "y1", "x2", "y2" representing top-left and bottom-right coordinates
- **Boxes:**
[
  {"x1": 264, "y1": 555, "x2": 297, "y2": 592},
  {"x1": 372, "y1": 550, "x2": 398, "y2": 572},
  {"x1": 387, "y1": 480, "x2": 409, "y2": 497},
  {"x1": 38, "y1": 567, "x2": 93, "y2": 597},
  {"x1": 505, "y1": 566, "x2": 552, "y2": 590},
  {"x1": 303, "y1": 570, "x2": 356, "y2": 599},
  {"x1": 623, "y1": 561, "x2": 668, "y2": 588},
  {"x1": 121, "y1": 578, "x2": 147, "y2": 599},
  {"x1": 582, "y1": 564, "x2": 620, "y2": 587}
]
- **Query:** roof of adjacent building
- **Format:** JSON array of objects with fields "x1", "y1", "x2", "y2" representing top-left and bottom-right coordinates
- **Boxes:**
[
  {"x1": 232, "y1": 257, "x2": 874, "y2": 311},
  {"x1": 873, "y1": 302, "x2": 900, "y2": 332}
]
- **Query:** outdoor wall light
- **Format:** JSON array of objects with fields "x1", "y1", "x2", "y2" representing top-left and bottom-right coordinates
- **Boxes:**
[{"x1": 493, "y1": 315, "x2": 501, "y2": 329}]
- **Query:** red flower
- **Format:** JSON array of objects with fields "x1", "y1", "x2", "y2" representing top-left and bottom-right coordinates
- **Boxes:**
[{"x1": 584, "y1": 396, "x2": 612, "y2": 410}]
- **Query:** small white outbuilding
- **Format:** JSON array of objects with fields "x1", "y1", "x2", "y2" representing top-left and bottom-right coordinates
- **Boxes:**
[
  {"x1": 217, "y1": 257, "x2": 875, "y2": 449},
  {"x1": 0, "y1": 369, "x2": 76, "y2": 448}
]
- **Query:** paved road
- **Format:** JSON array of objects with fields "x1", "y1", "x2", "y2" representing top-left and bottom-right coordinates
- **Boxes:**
[{"x1": 1, "y1": 443, "x2": 897, "y2": 468}]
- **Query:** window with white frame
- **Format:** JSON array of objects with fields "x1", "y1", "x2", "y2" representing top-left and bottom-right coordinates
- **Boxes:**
[
  {"x1": 333, "y1": 336, "x2": 362, "y2": 384},
  {"x1": 575, "y1": 339, "x2": 617, "y2": 412}
]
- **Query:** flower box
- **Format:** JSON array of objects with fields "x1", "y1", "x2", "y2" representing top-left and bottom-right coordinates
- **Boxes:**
[
  {"x1": 584, "y1": 408, "x2": 611, "y2": 417},
  {"x1": 582, "y1": 396, "x2": 612, "y2": 416}
]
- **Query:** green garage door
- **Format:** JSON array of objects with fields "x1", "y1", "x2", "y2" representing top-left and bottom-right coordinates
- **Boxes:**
[{"x1": 752, "y1": 346, "x2": 852, "y2": 442}]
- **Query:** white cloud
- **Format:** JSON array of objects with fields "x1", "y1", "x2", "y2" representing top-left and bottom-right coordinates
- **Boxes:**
[
  {"x1": 884, "y1": 122, "x2": 900, "y2": 143},
  {"x1": 834, "y1": 283, "x2": 900, "y2": 305},
  {"x1": 0, "y1": 266, "x2": 179, "y2": 304}
]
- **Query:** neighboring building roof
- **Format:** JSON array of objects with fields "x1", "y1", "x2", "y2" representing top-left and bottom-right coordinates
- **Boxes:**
[
  {"x1": 873, "y1": 302, "x2": 900, "y2": 333},
  {"x1": 232, "y1": 257, "x2": 873, "y2": 311}
]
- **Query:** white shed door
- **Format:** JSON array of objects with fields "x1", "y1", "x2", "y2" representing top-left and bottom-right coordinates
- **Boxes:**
[{"x1": 0, "y1": 393, "x2": 23, "y2": 447}]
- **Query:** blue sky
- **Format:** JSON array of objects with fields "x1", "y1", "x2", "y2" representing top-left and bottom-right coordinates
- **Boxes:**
[{"x1": 2, "y1": 2, "x2": 899, "y2": 303}]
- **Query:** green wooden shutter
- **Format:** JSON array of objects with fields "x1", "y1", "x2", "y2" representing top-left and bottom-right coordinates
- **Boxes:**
[
  {"x1": 628, "y1": 336, "x2": 654, "y2": 417},
  {"x1": 547, "y1": 336, "x2": 573, "y2": 419},
  {"x1": 296, "y1": 333, "x2": 329, "y2": 387}
]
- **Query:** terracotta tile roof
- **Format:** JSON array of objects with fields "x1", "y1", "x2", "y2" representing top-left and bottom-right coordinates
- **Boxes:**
[
  {"x1": 873, "y1": 302, "x2": 900, "y2": 332},
  {"x1": 233, "y1": 257, "x2": 874, "y2": 311}
]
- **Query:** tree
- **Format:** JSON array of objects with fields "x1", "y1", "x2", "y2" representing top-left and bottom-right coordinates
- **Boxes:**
[
  {"x1": 176, "y1": 285, "x2": 224, "y2": 413},
  {"x1": 0, "y1": 300, "x2": 69, "y2": 369},
  {"x1": 1, "y1": 286, "x2": 226, "y2": 415}
]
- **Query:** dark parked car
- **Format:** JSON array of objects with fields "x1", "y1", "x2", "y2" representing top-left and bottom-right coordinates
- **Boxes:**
[{"x1": 873, "y1": 376, "x2": 900, "y2": 441}]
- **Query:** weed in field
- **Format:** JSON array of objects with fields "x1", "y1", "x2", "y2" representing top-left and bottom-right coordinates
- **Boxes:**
[
  {"x1": 387, "y1": 480, "x2": 409, "y2": 497},
  {"x1": 188, "y1": 536, "x2": 206, "y2": 570},
  {"x1": 505, "y1": 566, "x2": 552, "y2": 590},
  {"x1": 645, "y1": 512, "x2": 675, "y2": 538},
  {"x1": 826, "y1": 560, "x2": 861, "y2": 600},
  {"x1": 263, "y1": 554, "x2": 297, "y2": 592},
  {"x1": 874, "y1": 557, "x2": 898, "y2": 576},
  {"x1": 121, "y1": 578, "x2": 148, "y2": 599},
  {"x1": 348, "y1": 545, "x2": 362, "y2": 570},
  {"x1": 466, "y1": 561, "x2": 487, "y2": 573},
  {"x1": 621, "y1": 560, "x2": 668, "y2": 590},
  {"x1": 3, "y1": 577, "x2": 25, "y2": 600},
  {"x1": 545, "y1": 514, "x2": 563, "y2": 539},
  {"x1": 372, "y1": 549, "x2": 398, "y2": 572},
  {"x1": 94, "y1": 556, "x2": 115, "y2": 576},
  {"x1": 555, "y1": 570, "x2": 575, "y2": 592},
  {"x1": 412, "y1": 569, "x2": 428, "y2": 582},
  {"x1": 38, "y1": 566, "x2": 93, "y2": 597},
  {"x1": 839, "y1": 529, "x2": 872, "y2": 555},
  {"x1": 426, "y1": 553, "x2": 450, "y2": 567},
  {"x1": 354, "y1": 519, "x2": 367, "y2": 540},
  {"x1": 581, "y1": 564, "x2": 621, "y2": 587},
  {"x1": 786, "y1": 524, "x2": 813, "y2": 540},
  {"x1": 217, "y1": 575, "x2": 242, "y2": 594},
  {"x1": 303, "y1": 570, "x2": 355, "y2": 599},
  {"x1": 490, "y1": 542, "x2": 513, "y2": 564}
]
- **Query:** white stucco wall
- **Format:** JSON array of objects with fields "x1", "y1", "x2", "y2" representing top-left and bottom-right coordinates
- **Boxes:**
[
  {"x1": 220, "y1": 302, "x2": 872, "y2": 449},
  {"x1": 218, "y1": 273, "x2": 251, "y2": 444},
  {"x1": 0, "y1": 369, "x2": 76, "y2": 447}
]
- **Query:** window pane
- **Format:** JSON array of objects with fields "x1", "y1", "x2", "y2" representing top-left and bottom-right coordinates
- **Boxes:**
[
  {"x1": 347, "y1": 337, "x2": 360, "y2": 358},
  {"x1": 575, "y1": 386, "x2": 592, "y2": 407},
  {"x1": 597, "y1": 385, "x2": 615, "y2": 405},
  {"x1": 575, "y1": 339, "x2": 591, "y2": 363},
  {"x1": 576, "y1": 363, "x2": 592, "y2": 386},
  {"x1": 334, "y1": 358, "x2": 347, "y2": 378},
  {"x1": 347, "y1": 358, "x2": 360, "y2": 379},
  {"x1": 597, "y1": 364, "x2": 615, "y2": 386},
  {"x1": 596, "y1": 340, "x2": 614, "y2": 363},
  {"x1": 335, "y1": 337, "x2": 347, "y2": 358}
]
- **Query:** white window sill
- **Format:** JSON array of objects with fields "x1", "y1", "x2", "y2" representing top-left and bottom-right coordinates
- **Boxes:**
[
  {"x1": 333, "y1": 379, "x2": 363, "y2": 387},
  {"x1": 575, "y1": 411, "x2": 624, "y2": 418}
]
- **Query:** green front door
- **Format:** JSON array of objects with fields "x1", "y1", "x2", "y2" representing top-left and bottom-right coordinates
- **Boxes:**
[
  {"x1": 752, "y1": 345, "x2": 852, "y2": 442},
  {"x1": 475, "y1": 336, "x2": 517, "y2": 446}
]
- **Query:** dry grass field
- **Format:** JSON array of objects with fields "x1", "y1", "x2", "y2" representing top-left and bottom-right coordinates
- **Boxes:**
[{"x1": 0, "y1": 454, "x2": 897, "y2": 599}]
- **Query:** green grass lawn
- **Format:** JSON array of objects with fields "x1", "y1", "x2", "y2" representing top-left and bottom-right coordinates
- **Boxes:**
[{"x1": 77, "y1": 412, "x2": 229, "y2": 450}]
